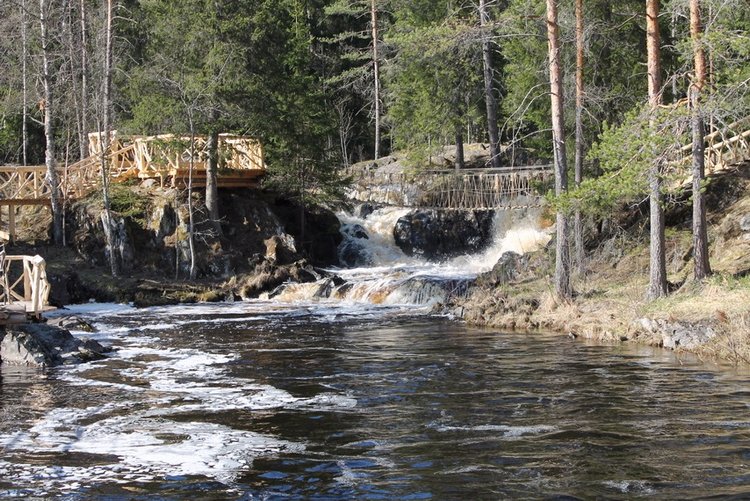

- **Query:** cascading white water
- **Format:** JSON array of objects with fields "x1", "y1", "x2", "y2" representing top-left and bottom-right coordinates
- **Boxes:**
[{"x1": 269, "y1": 204, "x2": 551, "y2": 308}]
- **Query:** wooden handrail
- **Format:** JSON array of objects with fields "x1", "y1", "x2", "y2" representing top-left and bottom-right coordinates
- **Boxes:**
[{"x1": 0, "y1": 254, "x2": 50, "y2": 315}]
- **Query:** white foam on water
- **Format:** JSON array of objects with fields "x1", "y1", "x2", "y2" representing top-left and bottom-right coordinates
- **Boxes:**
[
  {"x1": 431, "y1": 423, "x2": 557, "y2": 439},
  {"x1": 602, "y1": 480, "x2": 655, "y2": 494}
]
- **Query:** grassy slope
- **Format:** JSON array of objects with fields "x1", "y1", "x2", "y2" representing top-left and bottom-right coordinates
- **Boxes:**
[{"x1": 461, "y1": 166, "x2": 750, "y2": 365}]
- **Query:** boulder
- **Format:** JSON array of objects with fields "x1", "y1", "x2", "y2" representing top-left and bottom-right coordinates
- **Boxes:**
[
  {"x1": 394, "y1": 209, "x2": 495, "y2": 261},
  {"x1": 46, "y1": 315, "x2": 97, "y2": 332},
  {"x1": 355, "y1": 203, "x2": 383, "y2": 219},
  {"x1": 264, "y1": 234, "x2": 300, "y2": 264},
  {"x1": 235, "y1": 259, "x2": 322, "y2": 299},
  {"x1": 636, "y1": 318, "x2": 717, "y2": 350},
  {"x1": 1, "y1": 323, "x2": 109, "y2": 367}
]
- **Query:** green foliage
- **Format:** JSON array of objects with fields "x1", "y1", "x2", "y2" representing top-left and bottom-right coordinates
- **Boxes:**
[
  {"x1": 385, "y1": 4, "x2": 483, "y2": 164},
  {"x1": 85, "y1": 184, "x2": 151, "y2": 225},
  {"x1": 556, "y1": 104, "x2": 691, "y2": 216}
]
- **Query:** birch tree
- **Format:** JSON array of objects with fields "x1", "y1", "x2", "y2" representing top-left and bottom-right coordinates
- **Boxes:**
[
  {"x1": 39, "y1": 0, "x2": 64, "y2": 246},
  {"x1": 99, "y1": 0, "x2": 118, "y2": 276},
  {"x1": 573, "y1": 0, "x2": 585, "y2": 275}
]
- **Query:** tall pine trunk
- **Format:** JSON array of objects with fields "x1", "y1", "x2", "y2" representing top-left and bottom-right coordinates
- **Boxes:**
[
  {"x1": 455, "y1": 126, "x2": 465, "y2": 170},
  {"x1": 646, "y1": 0, "x2": 667, "y2": 300},
  {"x1": 574, "y1": 0, "x2": 585, "y2": 275},
  {"x1": 479, "y1": 0, "x2": 501, "y2": 169},
  {"x1": 690, "y1": 0, "x2": 711, "y2": 280},
  {"x1": 39, "y1": 0, "x2": 64, "y2": 246},
  {"x1": 547, "y1": 0, "x2": 571, "y2": 300},
  {"x1": 371, "y1": 0, "x2": 381, "y2": 160}
]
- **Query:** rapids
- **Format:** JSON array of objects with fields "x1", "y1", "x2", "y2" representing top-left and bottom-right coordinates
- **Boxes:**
[{"x1": 272, "y1": 206, "x2": 551, "y2": 306}]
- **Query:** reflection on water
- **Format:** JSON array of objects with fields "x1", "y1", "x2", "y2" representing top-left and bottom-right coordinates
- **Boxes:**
[{"x1": 1, "y1": 302, "x2": 750, "y2": 499}]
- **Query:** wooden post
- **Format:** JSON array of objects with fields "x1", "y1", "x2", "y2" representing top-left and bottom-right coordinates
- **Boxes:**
[
  {"x1": 8, "y1": 204, "x2": 16, "y2": 242},
  {"x1": 23, "y1": 257, "x2": 32, "y2": 302}
]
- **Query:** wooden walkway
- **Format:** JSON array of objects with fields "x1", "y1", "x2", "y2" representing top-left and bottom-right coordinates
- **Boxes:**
[{"x1": 0, "y1": 131, "x2": 266, "y2": 241}]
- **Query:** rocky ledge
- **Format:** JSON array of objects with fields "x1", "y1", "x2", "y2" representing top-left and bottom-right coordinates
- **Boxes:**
[{"x1": 0, "y1": 320, "x2": 109, "y2": 368}]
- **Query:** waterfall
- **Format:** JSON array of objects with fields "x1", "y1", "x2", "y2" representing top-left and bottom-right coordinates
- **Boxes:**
[{"x1": 267, "y1": 204, "x2": 551, "y2": 307}]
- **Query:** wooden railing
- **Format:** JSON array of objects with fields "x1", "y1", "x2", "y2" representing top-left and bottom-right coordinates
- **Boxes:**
[
  {"x1": 678, "y1": 116, "x2": 750, "y2": 173},
  {"x1": 353, "y1": 165, "x2": 554, "y2": 209},
  {"x1": 0, "y1": 252, "x2": 51, "y2": 316}
]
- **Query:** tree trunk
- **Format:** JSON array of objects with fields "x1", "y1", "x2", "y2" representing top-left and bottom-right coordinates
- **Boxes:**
[
  {"x1": 100, "y1": 0, "x2": 119, "y2": 276},
  {"x1": 79, "y1": 0, "x2": 89, "y2": 158},
  {"x1": 21, "y1": 0, "x2": 28, "y2": 166},
  {"x1": 690, "y1": 0, "x2": 711, "y2": 280},
  {"x1": 39, "y1": 0, "x2": 64, "y2": 246},
  {"x1": 547, "y1": 0, "x2": 571, "y2": 300},
  {"x1": 455, "y1": 127, "x2": 465, "y2": 170},
  {"x1": 371, "y1": 0, "x2": 381, "y2": 160},
  {"x1": 65, "y1": 1, "x2": 85, "y2": 162},
  {"x1": 188, "y1": 120, "x2": 197, "y2": 280},
  {"x1": 205, "y1": 127, "x2": 222, "y2": 236},
  {"x1": 646, "y1": 0, "x2": 667, "y2": 300},
  {"x1": 479, "y1": 0, "x2": 501, "y2": 168},
  {"x1": 574, "y1": 0, "x2": 585, "y2": 275}
]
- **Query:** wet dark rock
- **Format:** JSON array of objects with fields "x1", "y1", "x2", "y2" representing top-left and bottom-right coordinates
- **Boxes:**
[
  {"x1": 477, "y1": 252, "x2": 526, "y2": 286},
  {"x1": 338, "y1": 223, "x2": 372, "y2": 267},
  {"x1": 46, "y1": 315, "x2": 97, "y2": 332},
  {"x1": 394, "y1": 209, "x2": 495, "y2": 261},
  {"x1": 355, "y1": 203, "x2": 383, "y2": 219},
  {"x1": 264, "y1": 234, "x2": 300, "y2": 265},
  {"x1": 0, "y1": 324, "x2": 109, "y2": 367},
  {"x1": 344, "y1": 224, "x2": 369, "y2": 240},
  {"x1": 235, "y1": 259, "x2": 323, "y2": 299}
]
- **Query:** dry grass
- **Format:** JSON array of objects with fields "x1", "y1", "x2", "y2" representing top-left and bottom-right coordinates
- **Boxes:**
[{"x1": 700, "y1": 313, "x2": 750, "y2": 365}]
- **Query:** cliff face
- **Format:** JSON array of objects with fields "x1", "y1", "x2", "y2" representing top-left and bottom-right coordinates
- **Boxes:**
[{"x1": 39, "y1": 186, "x2": 341, "y2": 305}]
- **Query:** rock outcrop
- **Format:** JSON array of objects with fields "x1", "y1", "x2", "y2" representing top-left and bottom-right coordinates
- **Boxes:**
[
  {"x1": 0, "y1": 323, "x2": 109, "y2": 367},
  {"x1": 394, "y1": 209, "x2": 495, "y2": 261},
  {"x1": 635, "y1": 318, "x2": 717, "y2": 350}
]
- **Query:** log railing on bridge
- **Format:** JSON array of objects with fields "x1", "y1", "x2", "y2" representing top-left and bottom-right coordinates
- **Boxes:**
[
  {"x1": 351, "y1": 164, "x2": 554, "y2": 210},
  {"x1": 409, "y1": 165, "x2": 553, "y2": 210},
  {"x1": 677, "y1": 116, "x2": 750, "y2": 176}
]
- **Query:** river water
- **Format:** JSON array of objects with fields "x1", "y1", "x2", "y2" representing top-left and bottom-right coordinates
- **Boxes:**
[
  {"x1": 2, "y1": 302, "x2": 750, "y2": 499},
  {"x1": 2, "y1": 208, "x2": 750, "y2": 498}
]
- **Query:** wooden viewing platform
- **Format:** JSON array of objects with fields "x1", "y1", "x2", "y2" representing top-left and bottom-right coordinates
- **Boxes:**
[
  {"x1": 0, "y1": 249, "x2": 53, "y2": 324},
  {"x1": 0, "y1": 131, "x2": 266, "y2": 241}
]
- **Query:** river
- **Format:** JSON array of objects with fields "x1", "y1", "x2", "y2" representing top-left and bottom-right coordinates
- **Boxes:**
[
  {"x1": 2, "y1": 208, "x2": 750, "y2": 498},
  {"x1": 2, "y1": 302, "x2": 750, "y2": 499}
]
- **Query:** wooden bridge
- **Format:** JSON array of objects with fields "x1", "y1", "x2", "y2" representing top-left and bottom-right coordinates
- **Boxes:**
[
  {"x1": 403, "y1": 165, "x2": 553, "y2": 210},
  {"x1": 0, "y1": 248, "x2": 52, "y2": 324},
  {"x1": 352, "y1": 117, "x2": 750, "y2": 211},
  {"x1": 0, "y1": 131, "x2": 266, "y2": 241}
]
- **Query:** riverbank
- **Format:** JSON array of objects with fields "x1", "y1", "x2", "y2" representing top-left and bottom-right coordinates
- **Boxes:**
[
  {"x1": 6, "y1": 163, "x2": 750, "y2": 365},
  {"x1": 458, "y1": 164, "x2": 750, "y2": 364}
]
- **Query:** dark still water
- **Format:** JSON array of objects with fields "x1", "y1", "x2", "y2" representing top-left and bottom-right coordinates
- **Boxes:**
[{"x1": 1, "y1": 302, "x2": 750, "y2": 499}]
